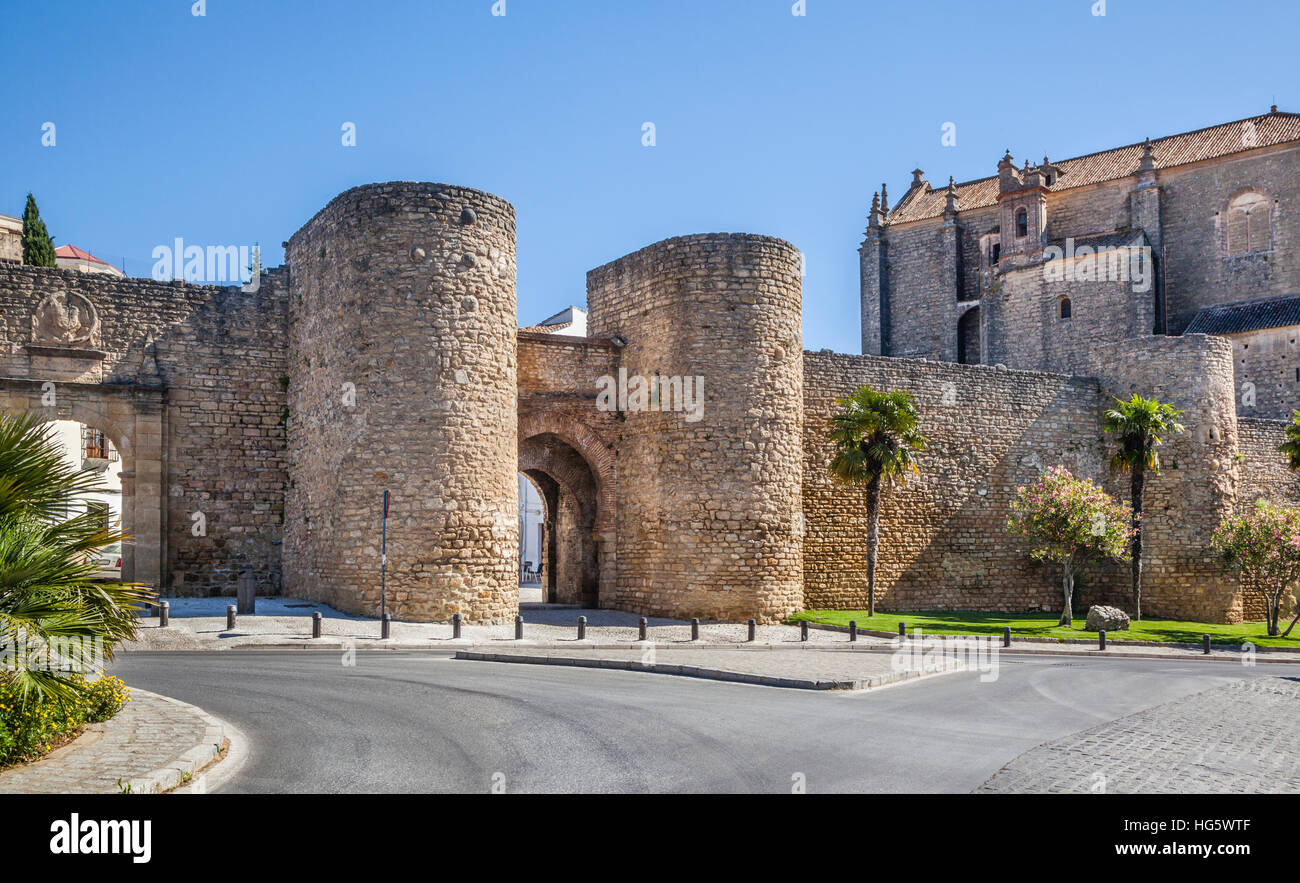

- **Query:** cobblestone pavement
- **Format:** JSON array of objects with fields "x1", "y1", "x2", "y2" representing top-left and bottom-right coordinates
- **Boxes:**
[
  {"x1": 456, "y1": 646, "x2": 968, "y2": 690},
  {"x1": 977, "y1": 677, "x2": 1300, "y2": 793},
  {"x1": 0, "y1": 689, "x2": 225, "y2": 794}
]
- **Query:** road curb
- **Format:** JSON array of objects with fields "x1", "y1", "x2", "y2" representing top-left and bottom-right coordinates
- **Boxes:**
[
  {"x1": 452, "y1": 650, "x2": 964, "y2": 690},
  {"x1": 121, "y1": 689, "x2": 226, "y2": 795}
]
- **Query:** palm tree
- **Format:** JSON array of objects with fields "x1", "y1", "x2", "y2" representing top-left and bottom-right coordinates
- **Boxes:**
[
  {"x1": 828, "y1": 387, "x2": 928, "y2": 617},
  {"x1": 1102, "y1": 394, "x2": 1185, "y2": 621},
  {"x1": 0, "y1": 414, "x2": 150, "y2": 703}
]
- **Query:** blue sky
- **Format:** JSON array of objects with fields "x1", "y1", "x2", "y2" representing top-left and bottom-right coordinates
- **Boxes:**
[{"x1": 1, "y1": 0, "x2": 1293, "y2": 352}]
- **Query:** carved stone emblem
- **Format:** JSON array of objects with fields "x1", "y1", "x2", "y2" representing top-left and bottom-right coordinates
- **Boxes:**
[{"x1": 31, "y1": 292, "x2": 100, "y2": 347}]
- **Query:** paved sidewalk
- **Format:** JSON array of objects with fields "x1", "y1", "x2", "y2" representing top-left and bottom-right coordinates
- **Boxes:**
[
  {"x1": 455, "y1": 646, "x2": 966, "y2": 690},
  {"x1": 977, "y1": 677, "x2": 1300, "y2": 793},
  {"x1": 0, "y1": 689, "x2": 226, "y2": 794},
  {"x1": 120, "y1": 596, "x2": 1300, "y2": 664}
]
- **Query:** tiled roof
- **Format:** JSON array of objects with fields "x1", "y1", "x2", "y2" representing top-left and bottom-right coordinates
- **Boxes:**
[
  {"x1": 887, "y1": 110, "x2": 1300, "y2": 224},
  {"x1": 1184, "y1": 294, "x2": 1300, "y2": 335},
  {"x1": 54, "y1": 244, "x2": 113, "y2": 265},
  {"x1": 518, "y1": 320, "x2": 575, "y2": 334}
]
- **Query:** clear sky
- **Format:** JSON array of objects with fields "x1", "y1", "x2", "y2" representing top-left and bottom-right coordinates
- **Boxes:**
[{"x1": 1, "y1": 0, "x2": 1293, "y2": 353}]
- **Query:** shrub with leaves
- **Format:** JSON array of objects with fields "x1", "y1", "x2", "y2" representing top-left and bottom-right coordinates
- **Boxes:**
[
  {"x1": 0, "y1": 674, "x2": 130, "y2": 766},
  {"x1": 1211, "y1": 500, "x2": 1300, "y2": 638},
  {"x1": 1008, "y1": 466, "x2": 1134, "y2": 625}
]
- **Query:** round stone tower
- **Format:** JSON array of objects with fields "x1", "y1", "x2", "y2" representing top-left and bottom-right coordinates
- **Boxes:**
[
  {"x1": 283, "y1": 182, "x2": 518, "y2": 623},
  {"x1": 586, "y1": 233, "x2": 804, "y2": 622}
]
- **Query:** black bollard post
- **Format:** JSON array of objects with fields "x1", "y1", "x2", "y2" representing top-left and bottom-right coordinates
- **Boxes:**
[
  {"x1": 312, "y1": 611, "x2": 322, "y2": 639},
  {"x1": 639, "y1": 617, "x2": 648, "y2": 641},
  {"x1": 800, "y1": 620, "x2": 809, "y2": 642},
  {"x1": 1099, "y1": 629, "x2": 1106, "y2": 651},
  {"x1": 453, "y1": 613, "x2": 462, "y2": 640},
  {"x1": 898, "y1": 622, "x2": 906, "y2": 637},
  {"x1": 1203, "y1": 634, "x2": 1211, "y2": 655},
  {"x1": 577, "y1": 616, "x2": 587, "y2": 640},
  {"x1": 849, "y1": 620, "x2": 858, "y2": 643},
  {"x1": 381, "y1": 613, "x2": 391, "y2": 640},
  {"x1": 1003, "y1": 626, "x2": 1012, "y2": 648},
  {"x1": 226, "y1": 605, "x2": 236, "y2": 630},
  {"x1": 159, "y1": 601, "x2": 169, "y2": 628},
  {"x1": 515, "y1": 615, "x2": 524, "y2": 640},
  {"x1": 747, "y1": 619, "x2": 756, "y2": 643},
  {"x1": 690, "y1": 618, "x2": 700, "y2": 641}
]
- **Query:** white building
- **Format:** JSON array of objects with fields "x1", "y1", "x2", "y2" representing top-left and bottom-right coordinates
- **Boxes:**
[{"x1": 48, "y1": 419, "x2": 122, "y2": 529}]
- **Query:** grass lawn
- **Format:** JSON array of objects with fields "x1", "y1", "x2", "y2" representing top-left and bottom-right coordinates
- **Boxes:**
[{"x1": 788, "y1": 609, "x2": 1300, "y2": 649}]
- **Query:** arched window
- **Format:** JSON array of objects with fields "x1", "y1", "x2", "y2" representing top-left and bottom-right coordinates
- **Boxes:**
[
  {"x1": 1015, "y1": 208, "x2": 1028, "y2": 238},
  {"x1": 1059, "y1": 297, "x2": 1072, "y2": 320},
  {"x1": 1226, "y1": 191, "x2": 1272, "y2": 255}
]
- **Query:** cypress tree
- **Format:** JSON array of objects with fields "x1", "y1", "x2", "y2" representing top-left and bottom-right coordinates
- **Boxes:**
[{"x1": 21, "y1": 193, "x2": 56, "y2": 267}]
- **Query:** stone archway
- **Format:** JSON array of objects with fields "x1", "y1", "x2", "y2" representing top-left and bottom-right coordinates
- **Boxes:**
[
  {"x1": 517, "y1": 412, "x2": 615, "y2": 608},
  {"x1": 0, "y1": 379, "x2": 166, "y2": 593}
]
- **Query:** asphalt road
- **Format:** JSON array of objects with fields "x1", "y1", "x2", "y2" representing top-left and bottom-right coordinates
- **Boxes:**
[{"x1": 108, "y1": 651, "x2": 1300, "y2": 793}]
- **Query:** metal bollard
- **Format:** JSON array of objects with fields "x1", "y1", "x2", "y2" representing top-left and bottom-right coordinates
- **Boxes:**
[
  {"x1": 577, "y1": 616, "x2": 587, "y2": 640},
  {"x1": 515, "y1": 615, "x2": 523, "y2": 640},
  {"x1": 898, "y1": 622, "x2": 906, "y2": 637},
  {"x1": 800, "y1": 620, "x2": 809, "y2": 642},
  {"x1": 747, "y1": 619, "x2": 756, "y2": 643},
  {"x1": 453, "y1": 613, "x2": 462, "y2": 640},
  {"x1": 1099, "y1": 629, "x2": 1107, "y2": 651},
  {"x1": 690, "y1": 618, "x2": 700, "y2": 641},
  {"x1": 849, "y1": 620, "x2": 858, "y2": 643},
  {"x1": 312, "y1": 611, "x2": 322, "y2": 639},
  {"x1": 1003, "y1": 626, "x2": 1012, "y2": 648},
  {"x1": 159, "y1": 601, "x2": 169, "y2": 628},
  {"x1": 226, "y1": 605, "x2": 236, "y2": 631},
  {"x1": 638, "y1": 617, "x2": 648, "y2": 641},
  {"x1": 1203, "y1": 634, "x2": 1211, "y2": 655},
  {"x1": 381, "y1": 613, "x2": 391, "y2": 640}
]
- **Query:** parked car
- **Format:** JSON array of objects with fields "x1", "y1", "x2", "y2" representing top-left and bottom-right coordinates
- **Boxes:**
[{"x1": 87, "y1": 542, "x2": 122, "y2": 581}]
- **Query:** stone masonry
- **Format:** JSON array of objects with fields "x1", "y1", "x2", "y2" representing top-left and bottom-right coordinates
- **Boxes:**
[{"x1": 1, "y1": 150, "x2": 1297, "y2": 623}]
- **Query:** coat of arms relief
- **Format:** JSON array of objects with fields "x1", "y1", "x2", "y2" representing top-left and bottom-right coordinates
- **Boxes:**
[{"x1": 30, "y1": 291, "x2": 101, "y2": 348}]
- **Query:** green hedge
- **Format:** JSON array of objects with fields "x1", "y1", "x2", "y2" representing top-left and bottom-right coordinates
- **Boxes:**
[{"x1": 0, "y1": 675, "x2": 130, "y2": 767}]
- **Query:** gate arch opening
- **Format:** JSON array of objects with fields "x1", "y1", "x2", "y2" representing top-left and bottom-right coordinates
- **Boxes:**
[{"x1": 518, "y1": 432, "x2": 604, "y2": 608}]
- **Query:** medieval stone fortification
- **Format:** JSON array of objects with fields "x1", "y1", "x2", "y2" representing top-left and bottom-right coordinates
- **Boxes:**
[{"x1": 1, "y1": 110, "x2": 1296, "y2": 623}]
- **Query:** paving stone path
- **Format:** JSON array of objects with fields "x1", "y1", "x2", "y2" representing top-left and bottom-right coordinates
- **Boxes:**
[
  {"x1": 977, "y1": 677, "x2": 1300, "y2": 793},
  {"x1": 0, "y1": 689, "x2": 225, "y2": 794}
]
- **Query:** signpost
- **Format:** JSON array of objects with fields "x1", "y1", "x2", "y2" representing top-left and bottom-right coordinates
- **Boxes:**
[{"x1": 381, "y1": 490, "x2": 390, "y2": 624}]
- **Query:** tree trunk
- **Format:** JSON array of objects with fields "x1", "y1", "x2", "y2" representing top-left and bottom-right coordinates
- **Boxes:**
[
  {"x1": 1131, "y1": 464, "x2": 1145, "y2": 621},
  {"x1": 1282, "y1": 607, "x2": 1300, "y2": 638},
  {"x1": 1268, "y1": 592, "x2": 1281, "y2": 637},
  {"x1": 1060, "y1": 563, "x2": 1075, "y2": 627},
  {"x1": 866, "y1": 476, "x2": 881, "y2": 618}
]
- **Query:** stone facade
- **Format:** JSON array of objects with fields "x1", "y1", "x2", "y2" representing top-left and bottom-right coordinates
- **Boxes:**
[
  {"x1": 0, "y1": 265, "x2": 288, "y2": 597},
  {"x1": 283, "y1": 183, "x2": 520, "y2": 623},
  {"x1": 1, "y1": 171, "x2": 1296, "y2": 625},
  {"x1": 863, "y1": 109, "x2": 1300, "y2": 419},
  {"x1": 587, "y1": 234, "x2": 805, "y2": 622}
]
